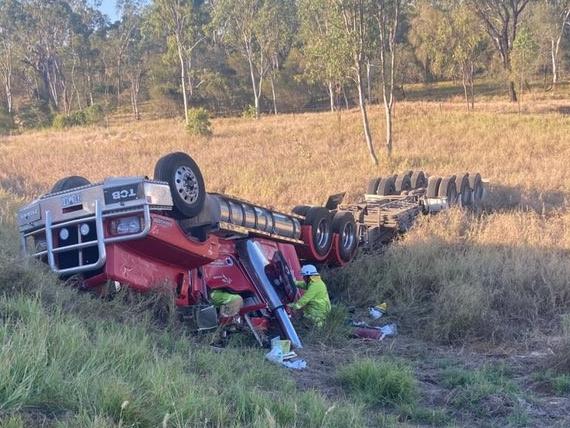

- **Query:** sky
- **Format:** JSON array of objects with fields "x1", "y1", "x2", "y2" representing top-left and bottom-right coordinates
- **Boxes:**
[{"x1": 98, "y1": 0, "x2": 119, "y2": 22}]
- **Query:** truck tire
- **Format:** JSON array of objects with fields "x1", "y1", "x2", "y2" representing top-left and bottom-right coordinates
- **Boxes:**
[
  {"x1": 410, "y1": 170, "x2": 427, "y2": 189},
  {"x1": 455, "y1": 173, "x2": 471, "y2": 207},
  {"x1": 154, "y1": 152, "x2": 206, "y2": 219},
  {"x1": 469, "y1": 173, "x2": 484, "y2": 206},
  {"x1": 438, "y1": 176, "x2": 457, "y2": 205},
  {"x1": 426, "y1": 176, "x2": 442, "y2": 198},
  {"x1": 332, "y1": 211, "x2": 358, "y2": 263},
  {"x1": 376, "y1": 176, "x2": 396, "y2": 196},
  {"x1": 304, "y1": 207, "x2": 333, "y2": 257},
  {"x1": 292, "y1": 205, "x2": 310, "y2": 217},
  {"x1": 394, "y1": 174, "x2": 412, "y2": 193},
  {"x1": 50, "y1": 176, "x2": 91, "y2": 193},
  {"x1": 366, "y1": 177, "x2": 381, "y2": 194}
]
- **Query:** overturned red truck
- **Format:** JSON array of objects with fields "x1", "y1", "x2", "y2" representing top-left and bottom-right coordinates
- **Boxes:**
[{"x1": 17, "y1": 152, "x2": 485, "y2": 348}]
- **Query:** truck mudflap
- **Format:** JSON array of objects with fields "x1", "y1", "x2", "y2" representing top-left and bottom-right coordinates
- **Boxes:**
[{"x1": 237, "y1": 239, "x2": 303, "y2": 349}]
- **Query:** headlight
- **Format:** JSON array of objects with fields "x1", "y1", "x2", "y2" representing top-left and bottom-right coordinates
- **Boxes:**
[
  {"x1": 59, "y1": 228, "x2": 70, "y2": 241},
  {"x1": 110, "y1": 216, "x2": 142, "y2": 236},
  {"x1": 80, "y1": 223, "x2": 90, "y2": 236}
]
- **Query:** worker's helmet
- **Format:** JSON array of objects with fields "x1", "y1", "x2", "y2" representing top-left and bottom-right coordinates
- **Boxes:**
[{"x1": 300, "y1": 264, "x2": 319, "y2": 276}]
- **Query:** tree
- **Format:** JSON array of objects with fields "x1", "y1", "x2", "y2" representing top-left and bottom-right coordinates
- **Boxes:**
[
  {"x1": 512, "y1": 26, "x2": 539, "y2": 108},
  {"x1": 468, "y1": 0, "x2": 533, "y2": 102},
  {"x1": 256, "y1": 0, "x2": 296, "y2": 115},
  {"x1": 0, "y1": 0, "x2": 22, "y2": 114},
  {"x1": 529, "y1": 0, "x2": 570, "y2": 88},
  {"x1": 298, "y1": 0, "x2": 351, "y2": 112},
  {"x1": 212, "y1": 0, "x2": 286, "y2": 119},
  {"x1": 336, "y1": 0, "x2": 378, "y2": 165},
  {"x1": 375, "y1": 0, "x2": 406, "y2": 157},
  {"x1": 152, "y1": 0, "x2": 204, "y2": 125}
]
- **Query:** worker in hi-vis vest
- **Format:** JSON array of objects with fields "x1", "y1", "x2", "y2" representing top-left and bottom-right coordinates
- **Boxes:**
[{"x1": 288, "y1": 264, "x2": 331, "y2": 327}]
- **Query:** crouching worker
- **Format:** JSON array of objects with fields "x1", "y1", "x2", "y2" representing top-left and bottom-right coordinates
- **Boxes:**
[
  {"x1": 288, "y1": 264, "x2": 331, "y2": 328},
  {"x1": 210, "y1": 289, "x2": 243, "y2": 318}
]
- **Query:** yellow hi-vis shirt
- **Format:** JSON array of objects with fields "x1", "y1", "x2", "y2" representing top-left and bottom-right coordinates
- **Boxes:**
[{"x1": 292, "y1": 275, "x2": 331, "y2": 327}]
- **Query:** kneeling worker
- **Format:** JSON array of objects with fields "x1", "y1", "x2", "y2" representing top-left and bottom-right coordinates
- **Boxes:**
[
  {"x1": 288, "y1": 264, "x2": 331, "y2": 327},
  {"x1": 210, "y1": 289, "x2": 243, "y2": 318}
]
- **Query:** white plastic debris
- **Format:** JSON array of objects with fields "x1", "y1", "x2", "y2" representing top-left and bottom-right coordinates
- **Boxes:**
[
  {"x1": 283, "y1": 359, "x2": 307, "y2": 370},
  {"x1": 368, "y1": 307, "x2": 383, "y2": 319},
  {"x1": 379, "y1": 323, "x2": 397, "y2": 338}
]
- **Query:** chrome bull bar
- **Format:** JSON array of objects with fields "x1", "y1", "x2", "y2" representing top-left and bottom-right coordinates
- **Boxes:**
[{"x1": 24, "y1": 201, "x2": 152, "y2": 276}]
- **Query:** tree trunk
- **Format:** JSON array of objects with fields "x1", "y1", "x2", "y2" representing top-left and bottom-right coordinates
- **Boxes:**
[
  {"x1": 469, "y1": 63, "x2": 475, "y2": 111},
  {"x1": 246, "y1": 49, "x2": 260, "y2": 119},
  {"x1": 366, "y1": 59, "x2": 372, "y2": 102},
  {"x1": 462, "y1": 69, "x2": 469, "y2": 112},
  {"x1": 356, "y1": 71, "x2": 378, "y2": 166},
  {"x1": 176, "y1": 35, "x2": 189, "y2": 125},
  {"x1": 328, "y1": 81, "x2": 335, "y2": 112},
  {"x1": 509, "y1": 80, "x2": 517, "y2": 103},
  {"x1": 384, "y1": 102, "x2": 392, "y2": 156},
  {"x1": 551, "y1": 38, "x2": 558, "y2": 88},
  {"x1": 270, "y1": 76, "x2": 277, "y2": 115}
]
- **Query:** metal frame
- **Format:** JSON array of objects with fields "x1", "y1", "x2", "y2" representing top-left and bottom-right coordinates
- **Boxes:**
[{"x1": 23, "y1": 201, "x2": 152, "y2": 275}]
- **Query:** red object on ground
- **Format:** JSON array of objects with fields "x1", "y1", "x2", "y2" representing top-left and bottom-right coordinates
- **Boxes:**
[{"x1": 353, "y1": 327, "x2": 383, "y2": 340}]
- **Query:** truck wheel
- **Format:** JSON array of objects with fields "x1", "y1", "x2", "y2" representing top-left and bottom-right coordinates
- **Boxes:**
[
  {"x1": 332, "y1": 211, "x2": 358, "y2": 262},
  {"x1": 438, "y1": 176, "x2": 457, "y2": 205},
  {"x1": 410, "y1": 170, "x2": 427, "y2": 189},
  {"x1": 366, "y1": 177, "x2": 381, "y2": 194},
  {"x1": 292, "y1": 205, "x2": 310, "y2": 217},
  {"x1": 376, "y1": 176, "x2": 396, "y2": 196},
  {"x1": 154, "y1": 152, "x2": 206, "y2": 218},
  {"x1": 395, "y1": 174, "x2": 412, "y2": 193},
  {"x1": 50, "y1": 176, "x2": 91, "y2": 193},
  {"x1": 426, "y1": 176, "x2": 442, "y2": 198},
  {"x1": 469, "y1": 173, "x2": 484, "y2": 206},
  {"x1": 304, "y1": 207, "x2": 333, "y2": 257},
  {"x1": 456, "y1": 173, "x2": 471, "y2": 207}
]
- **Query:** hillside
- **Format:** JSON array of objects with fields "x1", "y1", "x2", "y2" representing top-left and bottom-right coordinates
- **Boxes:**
[{"x1": 1, "y1": 102, "x2": 570, "y2": 427}]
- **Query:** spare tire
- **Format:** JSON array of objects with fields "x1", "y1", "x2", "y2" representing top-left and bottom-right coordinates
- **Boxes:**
[
  {"x1": 154, "y1": 152, "x2": 206, "y2": 218},
  {"x1": 455, "y1": 173, "x2": 471, "y2": 207},
  {"x1": 366, "y1": 177, "x2": 381, "y2": 194},
  {"x1": 410, "y1": 170, "x2": 427, "y2": 189},
  {"x1": 51, "y1": 176, "x2": 91, "y2": 193},
  {"x1": 292, "y1": 205, "x2": 310, "y2": 217},
  {"x1": 376, "y1": 176, "x2": 396, "y2": 196},
  {"x1": 332, "y1": 211, "x2": 358, "y2": 263},
  {"x1": 438, "y1": 176, "x2": 458, "y2": 205},
  {"x1": 394, "y1": 174, "x2": 412, "y2": 193},
  {"x1": 304, "y1": 207, "x2": 333, "y2": 257},
  {"x1": 426, "y1": 176, "x2": 442, "y2": 198}
]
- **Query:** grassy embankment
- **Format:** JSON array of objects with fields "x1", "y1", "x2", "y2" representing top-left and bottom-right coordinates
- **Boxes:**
[{"x1": 1, "y1": 94, "x2": 570, "y2": 426}]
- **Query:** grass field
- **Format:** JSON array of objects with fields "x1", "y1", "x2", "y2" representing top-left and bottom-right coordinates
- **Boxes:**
[{"x1": 1, "y1": 95, "x2": 570, "y2": 426}]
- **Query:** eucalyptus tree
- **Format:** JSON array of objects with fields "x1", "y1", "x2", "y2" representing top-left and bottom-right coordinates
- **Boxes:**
[
  {"x1": 529, "y1": 0, "x2": 570, "y2": 87},
  {"x1": 151, "y1": 0, "x2": 205, "y2": 124},
  {"x1": 0, "y1": 0, "x2": 22, "y2": 114},
  {"x1": 298, "y1": 0, "x2": 351, "y2": 112},
  {"x1": 375, "y1": 0, "x2": 406, "y2": 157},
  {"x1": 335, "y1": 0, "x2": 378, "y2": 165},
  {"x1": 468, "y1": 0, "x2": 534, "y2": 102}
]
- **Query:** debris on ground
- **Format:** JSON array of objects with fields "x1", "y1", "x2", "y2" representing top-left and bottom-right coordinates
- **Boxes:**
[
  {"x1": 368, "y1": 302, "x2": 387, "y2": 319},
  {"x1": 265, "y1": 337, "x2": 308, "y2": 370},
  {"x1": 352, "y1": 321, "x2": 398, "y2": 341}
]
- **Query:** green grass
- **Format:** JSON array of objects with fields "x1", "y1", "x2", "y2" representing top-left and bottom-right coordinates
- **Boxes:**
[
  {"x1": 532, "y1": 370, "x2": 570, "y2": 395},
  {"x1": 338, "y1": 358, "x2": 417, "y2": 407},
  {"x1": 440, "y1": 364, "x2": 522, "y2": 419},
  {"x1": 0, "y1": 190, "x2": 364, "y2": 427}
]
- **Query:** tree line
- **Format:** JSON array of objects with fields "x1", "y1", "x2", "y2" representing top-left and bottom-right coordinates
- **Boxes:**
[{"x1": 1, "y1": 0, "x2": 569, "y2": 163}]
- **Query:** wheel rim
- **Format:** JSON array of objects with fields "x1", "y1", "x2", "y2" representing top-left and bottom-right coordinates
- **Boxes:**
[
  {"x1": 342, "y1": 222, "x2": 355, "y2": 250},
  {"x1": 175, "y1": 166, "x2": 199, "y2": 204},
  {"x1": 315, "y1": 218, "x2": 330, "y2": 249}
]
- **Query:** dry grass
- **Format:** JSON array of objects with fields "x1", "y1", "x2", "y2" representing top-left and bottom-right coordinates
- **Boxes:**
[{"x1": 1, "y1": 102, "x2": 569, "y2": 345}]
